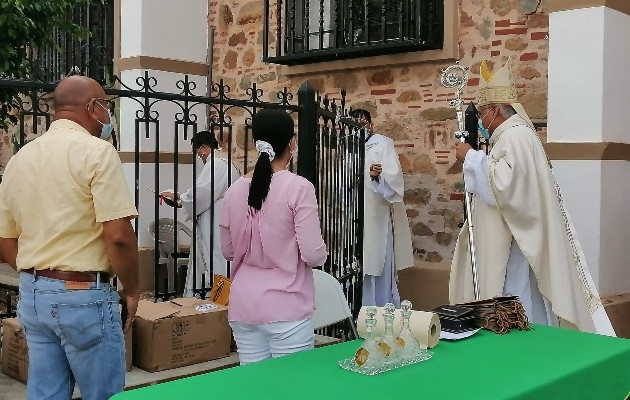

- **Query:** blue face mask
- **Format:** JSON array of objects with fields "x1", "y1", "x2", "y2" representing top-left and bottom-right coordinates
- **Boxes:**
[
  {"x1": 478, "y1": 118, "x2": 490, "y2": 139},
  {"x1": 97, "y1": 102, "x2": 115, "y2": 141},
  {"x1": 478, "y1": 108, "x2": 496, "y2": 140}
]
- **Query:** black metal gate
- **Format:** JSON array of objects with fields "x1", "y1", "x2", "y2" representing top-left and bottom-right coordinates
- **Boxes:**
[
  {"x1": 27, "y1": 1, "x2": 115, "y2": 85},
  {"x1": 298, "y1": 83, "x2": 365, "y2": 333},
  {"x1": 0, "y1": 75, "x2": 365, "y2": 337}
]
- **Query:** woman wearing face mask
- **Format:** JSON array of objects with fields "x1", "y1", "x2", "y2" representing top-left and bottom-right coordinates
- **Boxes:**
[
  {"x1": 219, "y1": 109, "x2": 327, "y2": 365},
  {"x1": 161, "y1": 131, "x2": 239, "y2": 297}
]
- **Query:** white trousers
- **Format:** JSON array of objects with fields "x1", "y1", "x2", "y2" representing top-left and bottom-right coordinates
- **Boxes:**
[
  {"x1": 362, "y1": 217, "x2": 400, "y2": 308},
  {"x1": 229, "y1": 319, "x2": 314, "y2": 365}
]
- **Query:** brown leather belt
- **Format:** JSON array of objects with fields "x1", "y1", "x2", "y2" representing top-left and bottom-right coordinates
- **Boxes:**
[{"x1": 22, "y1": 268, "x2": 111, "y2": 283}]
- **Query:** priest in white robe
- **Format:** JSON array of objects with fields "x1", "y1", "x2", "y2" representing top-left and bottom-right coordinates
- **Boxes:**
[
  {"x1": 451, "y1": 59, "x2": 615, "y2": 336},
  {"x1": 350, "y1": 109, "x2": 414, "y2": 307},
  {"x1": 162, "y1": 131, "x2": 239, "y2": 297}
]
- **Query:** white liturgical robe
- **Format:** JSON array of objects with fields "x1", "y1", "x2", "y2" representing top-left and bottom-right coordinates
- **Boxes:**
[
  {"x1": 181, "y1": 157, "x2": 239, "y2": 296},
  {"x1": 363, "y1": 134, "x2": 414, "y2": 307},
  {"x1": 450, "y1": 115, "x2": 615, "y2": 336}
]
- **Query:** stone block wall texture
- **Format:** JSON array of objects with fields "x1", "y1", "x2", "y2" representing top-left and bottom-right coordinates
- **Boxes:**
[
  {"x1": 0, "y1": 1, "x2": 547, "y2": 265},
  {"x1": 209, "y1": 0, "x2": 549, "y2": 264}
]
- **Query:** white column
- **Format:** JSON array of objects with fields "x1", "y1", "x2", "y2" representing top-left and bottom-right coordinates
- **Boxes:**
[
  {"x1": 120, "y1": 0, "x2": 209, "y2": 62},
  {"x1": 548, "y1": 5, "x2": 630, "y2": 297},
  {"x1": 117, "y1": 0, "x2": 209, "y2": 246}
]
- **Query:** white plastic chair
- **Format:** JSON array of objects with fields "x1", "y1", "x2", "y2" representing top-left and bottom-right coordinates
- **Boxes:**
[
  {"x1": 312, "y1": 269, "x2": 359, "y2": 339},
  {"x1": 148, "y1": 218, "x2": 193, "y2": 295}
]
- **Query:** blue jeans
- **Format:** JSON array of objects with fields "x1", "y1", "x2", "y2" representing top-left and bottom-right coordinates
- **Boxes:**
[{"x1": 17, "y1": 272, "x2": 125, "y2": 400}]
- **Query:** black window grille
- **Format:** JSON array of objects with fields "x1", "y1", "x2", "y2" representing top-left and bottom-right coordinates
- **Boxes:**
[
  {"x1": 263, "y1": 0, "x2": 443, "y2": 65},
  {"x1": 28, "y1": 1, "x2": 115, "y2": 84}
]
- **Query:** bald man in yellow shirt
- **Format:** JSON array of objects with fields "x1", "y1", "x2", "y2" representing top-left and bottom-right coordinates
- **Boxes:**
[{"x1": 0, "y1": 76, "x2": 139, "y2": 400}]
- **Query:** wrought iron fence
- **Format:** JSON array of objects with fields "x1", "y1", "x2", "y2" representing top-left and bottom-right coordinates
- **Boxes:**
[
  {"x1": 0, "y1": 76, "x2": 365, "y2": 339},
  {"x1": 263, "y1": 0, "x2": 444, "y2": 65},
  {"x1": 299, "y1": 83, "x2": 365, "y2": 338}
]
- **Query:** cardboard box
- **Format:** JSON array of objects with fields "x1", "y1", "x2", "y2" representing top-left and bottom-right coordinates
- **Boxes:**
[
  {"x1": 1, "y1": 318, "x2": 133, "y2": 384},
  {"x1": 125, "y1": 329, "x2": 133, "y2": 372},
  {"x1": 132, "y1": 298, "x2": 230, "y2": 372},
  {"x1": 138, "y1": 247, "x2": 157, "y2": 292},
  {"x1": 603, "y1": 293, "x2": 630, "y2": 339},
  {"x1": 398, "y1": 261, "x2": 450, "y2": 311},
  {"x1": 2, "y1": 318, "x2": 28, "y2": 384}
]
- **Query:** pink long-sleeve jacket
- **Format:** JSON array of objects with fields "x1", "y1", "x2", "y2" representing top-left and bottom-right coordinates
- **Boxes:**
[{"x1": 220, "y1": 170, "x2": 327, "y2": 325}]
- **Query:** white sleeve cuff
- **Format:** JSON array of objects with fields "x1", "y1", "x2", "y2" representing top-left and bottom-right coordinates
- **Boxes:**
[
  {"x1": 370, "y1": 178, "x2": 401, "y2": 202},
  {"x1": 462, "y1": 150, "x2": 485, "y2": 194},
  {"x1": 462, "y1": 150, "x2": 496, "y2": 207}
]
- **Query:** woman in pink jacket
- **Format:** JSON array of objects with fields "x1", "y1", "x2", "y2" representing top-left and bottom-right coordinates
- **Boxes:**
[{"x1": 220, "y1": 109, "x2": 327, "y2": 365}]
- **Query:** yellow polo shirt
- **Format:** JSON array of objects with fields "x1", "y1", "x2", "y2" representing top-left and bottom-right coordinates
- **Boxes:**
[{"x1": 0, "y1": 119, "x2": 138, "y2": 272}]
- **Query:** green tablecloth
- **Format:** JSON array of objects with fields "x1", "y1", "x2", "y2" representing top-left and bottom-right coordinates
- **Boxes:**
[{"x1": 113, "y1": 325, "x2": 630, "y2": 400}]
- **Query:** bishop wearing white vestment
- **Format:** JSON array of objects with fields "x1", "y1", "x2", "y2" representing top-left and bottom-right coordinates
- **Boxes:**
[
  {"x1": 350, "y1": 109, "x2": 414, "y2": 307},
  {"x1": 451, "y1": 59, "x2": 615, "y2": 336}
]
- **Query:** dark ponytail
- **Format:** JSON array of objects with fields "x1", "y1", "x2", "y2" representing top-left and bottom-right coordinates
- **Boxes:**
[
  {"x1": 248, "y1": 109, "x2": 294, "y2": 210},
  {"x1": 248, "y1": 152, "x2": 273, "y2": 210}
]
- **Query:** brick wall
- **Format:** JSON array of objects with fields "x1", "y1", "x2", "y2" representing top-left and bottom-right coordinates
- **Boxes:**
[{"x1": 210, "y1": 0, "x2": 548, "y2": 264}]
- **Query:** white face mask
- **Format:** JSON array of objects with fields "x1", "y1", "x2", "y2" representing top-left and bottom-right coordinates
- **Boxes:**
[
  {"x1": 197, "y1": 145, "x2": 212, "y2": 164},
  {"x1": 97, "y1": 102, "x2": 115, "y2": 141},
  {"x1": 478, "y1": 108, "x2": 496, "y2": 140}
]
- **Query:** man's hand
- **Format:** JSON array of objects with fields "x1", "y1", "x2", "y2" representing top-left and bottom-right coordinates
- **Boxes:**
[
  {"x1": 159, "y1": 191, "x2": 181, "y2": 208},
  {"x1": 455, "y1": 142, "x2": 473, "y2": 162},
  {"x1": 119, "y1": 288, "x2": 139, "y2": 335},
  {"x1": 102, "y1": 217, "x2": 139, "y2": 334},
  {"x1": 160, "y1": 191, "x2": 176, "y2": 201},
  {"x1": 369, "y1": 163, "x2": 382, "y2": 182}
]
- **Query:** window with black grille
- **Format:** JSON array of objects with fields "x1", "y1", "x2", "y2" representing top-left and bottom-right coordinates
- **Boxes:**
[
  {"x1": 263, "y1": 0, "x2": 443, "y2": 65},
  {"x1": 28, "y1": 1, "x2": 115, "y2": 84}
]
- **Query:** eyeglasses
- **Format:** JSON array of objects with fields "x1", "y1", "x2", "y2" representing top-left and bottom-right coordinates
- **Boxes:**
[
  {"x1": 479, "y1": 107, "x2": 494, "y2": 121},
  {"x1": 95, "y1": 98, "x2": 114, "y2": 108}
]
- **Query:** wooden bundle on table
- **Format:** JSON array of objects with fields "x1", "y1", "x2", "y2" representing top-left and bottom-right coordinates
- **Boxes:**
[{"x1": 457, "y1": 296, "x2": 531, "y2": 334}]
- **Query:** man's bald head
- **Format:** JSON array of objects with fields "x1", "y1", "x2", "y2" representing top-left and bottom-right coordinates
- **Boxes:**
[
  {"x1": 52, "y1": 76, "x2": 110, "y2": 137},
  {"x1": 53, "y1": 76, "x2": 105, "y2": 110}
]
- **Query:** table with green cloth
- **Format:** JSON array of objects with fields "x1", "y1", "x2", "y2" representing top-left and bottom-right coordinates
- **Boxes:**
[{"x1": 112, "y1": 325, "x2": 630, "y2": 400}]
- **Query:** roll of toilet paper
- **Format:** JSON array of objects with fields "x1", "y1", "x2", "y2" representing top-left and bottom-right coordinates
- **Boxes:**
[{"x1": 357, "y1": 306, "x2": 441, "y2": 349}]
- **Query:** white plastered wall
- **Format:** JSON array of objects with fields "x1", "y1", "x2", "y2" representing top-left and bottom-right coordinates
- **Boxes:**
[
  {"x1": 548, "y1": 6, "x2": 630, "y2": 296},
  {"x1": 118, "y1": 0, "x2": 209, "y2": 246},
  {"x1": 120, "y1": 0, "x2": 208, "y2": 62}
]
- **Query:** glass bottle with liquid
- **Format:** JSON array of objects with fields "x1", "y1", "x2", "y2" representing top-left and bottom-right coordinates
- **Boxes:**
[
  {"x1": 353, "y1": 306, "x2": 385, "y2": 371},
  {"x1": 396, "y1": 300, "x2": 424, "y2": 361},
  {"x1": 378, "y1": 302, "x2": 402, "y2": 365}
]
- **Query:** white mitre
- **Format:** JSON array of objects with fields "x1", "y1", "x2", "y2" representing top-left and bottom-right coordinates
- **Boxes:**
[{"x1": 477, "y1": 58, "x2": 534, "y2": 128}]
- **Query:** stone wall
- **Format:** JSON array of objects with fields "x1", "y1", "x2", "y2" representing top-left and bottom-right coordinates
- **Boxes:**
[{"x1": 209, "y1": 0, "x2": 549, "y2": 264}]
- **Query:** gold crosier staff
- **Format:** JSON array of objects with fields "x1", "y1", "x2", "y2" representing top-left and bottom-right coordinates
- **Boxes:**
[{"x1": 440, "y1": 62, "x2": 480, "y2": 300}]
